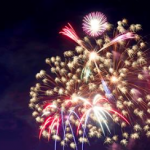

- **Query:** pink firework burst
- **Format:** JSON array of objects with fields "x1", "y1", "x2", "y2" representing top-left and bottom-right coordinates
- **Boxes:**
[{"x1": 82, "y1": 12, "x2": 107, "y2": 37}]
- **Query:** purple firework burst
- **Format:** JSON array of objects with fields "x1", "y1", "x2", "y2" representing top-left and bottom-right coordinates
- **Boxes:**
[{"x1": 82, "y1": 12, "x2": 107, "y2": 37}]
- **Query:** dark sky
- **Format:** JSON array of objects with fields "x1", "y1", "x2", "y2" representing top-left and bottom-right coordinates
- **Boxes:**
[{"x1": 0, "y1": 0, "x2": 150, "y2": 150}]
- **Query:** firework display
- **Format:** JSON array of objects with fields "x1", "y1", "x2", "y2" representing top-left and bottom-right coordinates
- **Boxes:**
[{"x1": 29, "y1": 11, "x2": 150, "y2": 150}]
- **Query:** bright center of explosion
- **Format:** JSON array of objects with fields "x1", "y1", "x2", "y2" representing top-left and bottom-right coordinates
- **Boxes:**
[
  {"x1": 89, "y1": 51, "x2": 98, "y2": 61},
  {"x1": 71, "y1": 93, "x2": 78, "y2": 102},
  {"x1": 90, "y1": 19, "x2": 100, "y2": 34},
  {"x1": 111, "y1": 76, "x2": 119, "y2": 83}
]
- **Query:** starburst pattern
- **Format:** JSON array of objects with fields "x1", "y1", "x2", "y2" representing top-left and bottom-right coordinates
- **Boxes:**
[{"x1": 82, "y1": 12, "x2": 107, "y2": 37}]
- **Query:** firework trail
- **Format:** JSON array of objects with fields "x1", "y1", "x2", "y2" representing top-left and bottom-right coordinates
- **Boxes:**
[{"x1": 29, "y1": 11, "x2": 150, "y2": 150}]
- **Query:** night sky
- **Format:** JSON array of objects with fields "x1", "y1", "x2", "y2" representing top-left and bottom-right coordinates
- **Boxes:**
[{"x1": 1, "y1": 0, "x2": 150, "y2": 150}]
